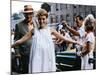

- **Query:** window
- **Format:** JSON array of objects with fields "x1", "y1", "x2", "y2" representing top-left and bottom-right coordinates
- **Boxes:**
[
  {"x1": 56, "y1": 4, "x2": 58, "y2": 11},
  {"x1": 66, "y1": 14, "x2": 70, "y2": 22},
  {"x1": 60, "y1": 4, "x2": 62, "y2": 10},
  {"x1": 56, "y1": 15, "x2": 59, "y2": 23},
  {"x1": 73, "y1": 5, "x2": 76, "y2": 8},
  {"x1": 66, "y1": 4, "x2": 68, "y2": 9},
  {"x1": 60, "y1": 15, "x2": 63, "y2": 21},
  {"x1": 67, "y1": 4, "x2": 70, "y2": 10}
]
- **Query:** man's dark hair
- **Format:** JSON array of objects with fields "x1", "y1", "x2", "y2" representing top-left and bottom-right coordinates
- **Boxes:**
[
  {"x1": 76, "y1": 15, "x2": 83, "y2": 21},
  {"x1": 41, "y1": 3, "x2": 51, "y2": 12}
]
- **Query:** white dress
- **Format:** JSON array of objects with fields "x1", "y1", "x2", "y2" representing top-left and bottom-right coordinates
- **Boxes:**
[
  {"x1": 81, "y1": 32, "x2": 95, "y2": 70},
  {"x1": 29, "y1": 27, "x2": 56, "y2": 73}
]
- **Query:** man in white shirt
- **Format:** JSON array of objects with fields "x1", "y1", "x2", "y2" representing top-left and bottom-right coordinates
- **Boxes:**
[{"x1": 62, "y1": 15, "x2": 85, "y2": 70}]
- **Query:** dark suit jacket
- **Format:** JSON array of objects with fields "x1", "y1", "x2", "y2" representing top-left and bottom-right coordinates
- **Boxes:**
[{"x1": 14, "y1": 20, "x2": 33, "y2": 56}]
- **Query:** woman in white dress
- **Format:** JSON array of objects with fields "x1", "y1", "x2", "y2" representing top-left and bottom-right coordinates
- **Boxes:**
[
  {"x1": 12, "y1": 9, "x2": 80, "y2": 73},
  {"x1": 80, "y1": 19, "x2": 95, "y2": 70}
]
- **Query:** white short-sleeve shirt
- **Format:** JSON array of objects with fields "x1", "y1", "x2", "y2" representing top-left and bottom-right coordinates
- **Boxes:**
[{"x1": 76, "y1": 25, "x2": 85, "y2": 51}]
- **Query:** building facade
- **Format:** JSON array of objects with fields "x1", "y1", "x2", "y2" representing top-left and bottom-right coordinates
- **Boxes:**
[{"x1": 48, "y1": 3, "x2": 96, "y2": 26}]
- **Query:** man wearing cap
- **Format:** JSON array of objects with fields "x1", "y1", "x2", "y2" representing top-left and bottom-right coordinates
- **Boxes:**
[{"x1": 14, "y1": 5, "x2": 35, "y2": 73}]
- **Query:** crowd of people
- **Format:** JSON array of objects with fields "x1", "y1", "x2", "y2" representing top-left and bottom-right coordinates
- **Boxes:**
[{"x1": 11, "y1": 5, "x2": 96, "y2": 74}]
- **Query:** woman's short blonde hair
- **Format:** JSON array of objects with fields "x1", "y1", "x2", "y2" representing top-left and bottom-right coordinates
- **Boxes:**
[{"x1": 37, "y1": 9, "x2": 48, "y2": 18}]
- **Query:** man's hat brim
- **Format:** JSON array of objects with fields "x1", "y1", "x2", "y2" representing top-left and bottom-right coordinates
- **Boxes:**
[{"x1": 22, "y1": 10, "x2": 33, "y2": 13}]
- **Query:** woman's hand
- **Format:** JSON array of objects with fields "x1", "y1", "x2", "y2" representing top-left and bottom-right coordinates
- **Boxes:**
[{"x1": 76, "y1": 41, "x2": 82, "y2": 46}]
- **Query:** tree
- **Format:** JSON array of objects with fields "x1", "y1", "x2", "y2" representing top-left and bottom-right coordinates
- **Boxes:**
[{"x1": 12, "y1": 13, "x2": 21, "y2": 20}]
